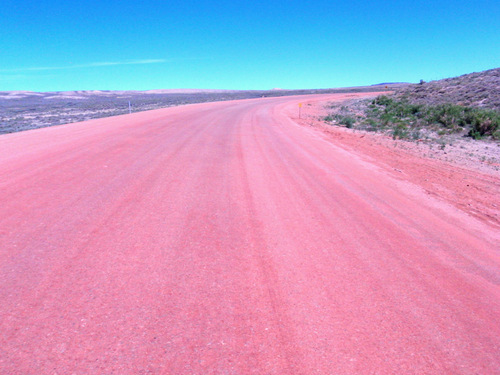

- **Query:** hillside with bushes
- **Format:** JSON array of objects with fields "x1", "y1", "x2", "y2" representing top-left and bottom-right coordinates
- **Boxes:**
[
  {"x1": 397, "y1": 68, "x2": 500, "y2": 110},
  {"x1": 324, "y1": 67, "x2": 500, "y2": 140}
]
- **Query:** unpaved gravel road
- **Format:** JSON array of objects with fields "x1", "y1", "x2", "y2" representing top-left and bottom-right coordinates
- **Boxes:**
[{"x1": 0, "y1": 94, "x2": 499, "y2": 374}]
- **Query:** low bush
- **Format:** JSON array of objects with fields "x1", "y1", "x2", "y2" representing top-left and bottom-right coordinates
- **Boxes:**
[
  {"x1": 323, "y1": 112, "x2": 356, "y2": 128},
  {"x1": 392, "y1": 123, "x2": 408, "y2": 139},
  {"x1": 425, "y1": 104, "x2": 468, "y2": 131},
  {"x1": 365, "y1": 95, "x2": 500, "y2": 140},
  {"x1": 466, "y1": 109, "x2": 500, "y2": 139},
  {"x1": 338, "y1": 116, "x2": 356, "y2": 128}
]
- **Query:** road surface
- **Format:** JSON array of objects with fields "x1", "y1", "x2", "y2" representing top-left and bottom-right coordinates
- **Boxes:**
[{"x1": 0, "y1": 94, "x2": 499, "y2": 374}]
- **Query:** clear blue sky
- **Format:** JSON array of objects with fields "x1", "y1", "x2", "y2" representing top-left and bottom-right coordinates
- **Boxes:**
[{"x1": 1, "y1": 0, "x2": 499, "y2": 91}]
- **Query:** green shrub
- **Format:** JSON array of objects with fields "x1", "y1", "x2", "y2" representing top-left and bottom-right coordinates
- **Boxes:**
[
  {"x1": 466, "y1": 109, "x2": 500, "y2": 139},
  {"x1": 373, "y1": 95, "x2": 393, "y2": 106},
  {"x1": 324, "y1": 95, "x2": 500, "y2": 141},
  {"x1": 425, "y1": 104, "x2": 467, "y2": 131},
  {"x1": 369, "y1": 95, "x2": 500, "y2": 140},
  {"x1": 393, "y1": 123, "x2": 409, "y2": 139},
  {"x1": 339, "y1": 116, "x2": 356, "y2": 128}
]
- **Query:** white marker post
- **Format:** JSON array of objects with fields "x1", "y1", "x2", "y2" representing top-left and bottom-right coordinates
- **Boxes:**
[
  {"x1": 298, "y1": 103, "x2": 302, "y2": 119},
  {"x1": 128, "y1": 101, "x2": 132, "y2": 114}
]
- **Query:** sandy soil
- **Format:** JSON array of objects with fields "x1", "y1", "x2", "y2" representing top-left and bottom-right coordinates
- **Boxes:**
[{"x1": 285, "y1": 94, "x2": 500, "y2": 228}]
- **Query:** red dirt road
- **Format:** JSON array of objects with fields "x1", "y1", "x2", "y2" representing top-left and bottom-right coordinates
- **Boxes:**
[{"x1": 0, "y1": 94, "x2": 499, "y2": 374}]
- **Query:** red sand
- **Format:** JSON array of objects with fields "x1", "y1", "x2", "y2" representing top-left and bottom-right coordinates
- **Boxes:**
[
  {"x1": 0, "y1": 94, "x2": 499, "y2": 374},
  {"x1": 289, "y1": 96, "x2": 500, "y2": 228}
]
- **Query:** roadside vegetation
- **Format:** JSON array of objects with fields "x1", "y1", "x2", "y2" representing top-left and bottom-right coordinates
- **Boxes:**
[
  {"x1": 323, "y1": 67, "x2": 500, "y2": 142},
  {"x1": 367, "y1": 96, "x2": 499, "y2": 140}
]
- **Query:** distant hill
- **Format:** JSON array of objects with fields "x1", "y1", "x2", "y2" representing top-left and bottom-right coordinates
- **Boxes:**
[
  {"x1": 396, "y1": 68, "x2": 500, "y2": 110},
  {"x1": 371, "y1": 82, "x2": 408, "y2": 86}
]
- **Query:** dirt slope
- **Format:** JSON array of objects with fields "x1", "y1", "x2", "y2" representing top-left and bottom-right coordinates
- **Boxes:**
[{"x1": 396, "y1": 67, "x2": 500, "y2": 110}]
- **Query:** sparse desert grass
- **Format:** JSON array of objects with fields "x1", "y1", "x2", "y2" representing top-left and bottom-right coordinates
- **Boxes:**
[
  {"x1": 323, "y1": 104, "x2": 360, "y2": 128},
  {"x1": 364, "y1": 96, "x2": 500, "y2": 140}
]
